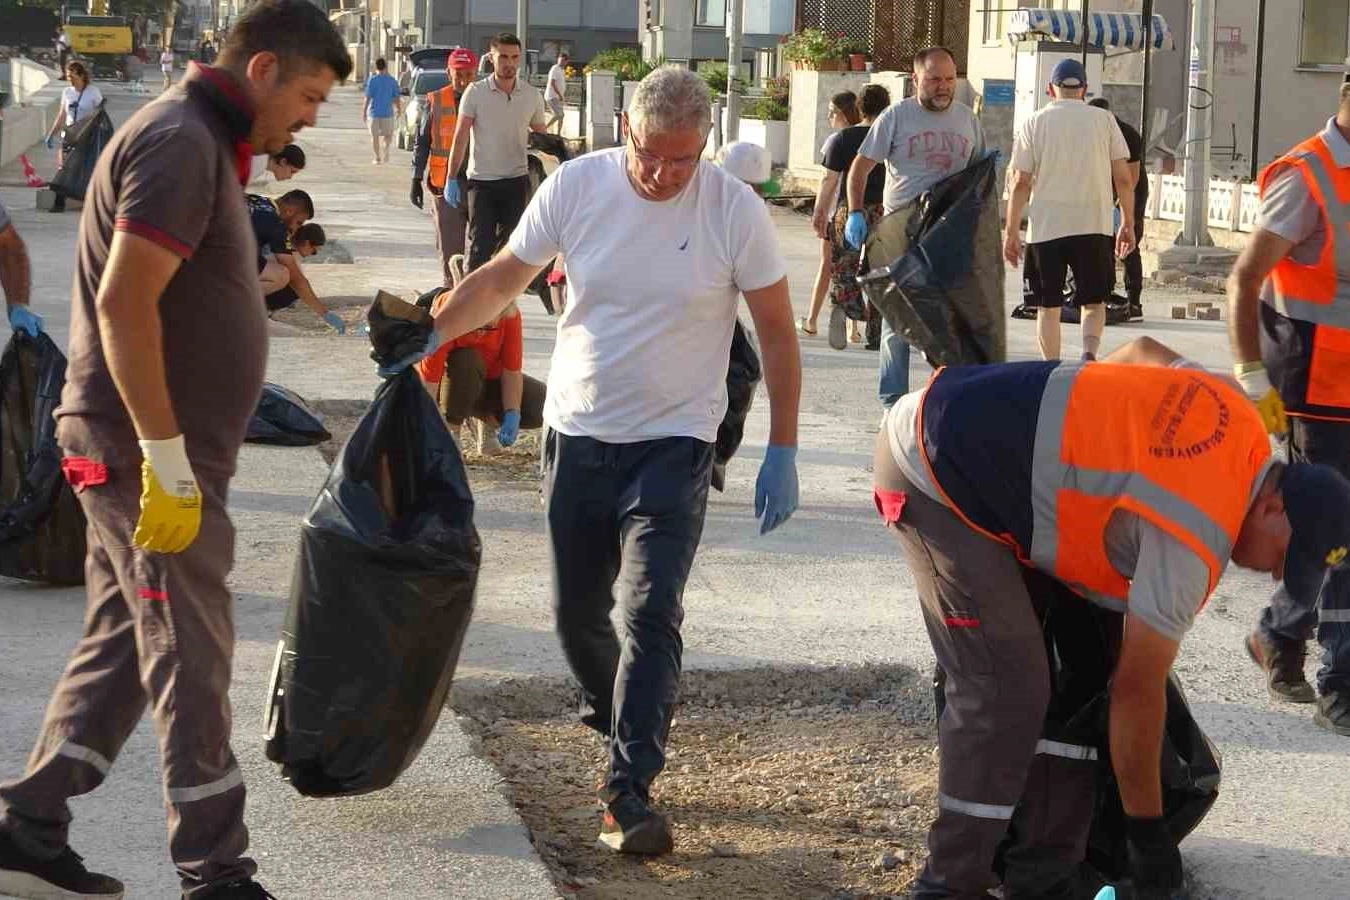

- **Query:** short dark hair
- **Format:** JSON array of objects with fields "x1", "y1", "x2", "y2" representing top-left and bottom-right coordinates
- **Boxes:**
[
  {"x1": 558, "y1": 52, "x2": 569, "y2": 61},
  {"x1": 492, "y1": 32, "x2": 522, "y2": 50},
  {"x1": 913, "y1": 46, "x2": 956, "y2": 70},
  {"x1": 830, "y1": 91, "x2": 861, "y2": 126},
  {"x1": 860, "y1": 83, "x2": 891, "y2": 118},
  {"x1": 278, "y1": 189, "x2": 315, "y2": 219},
  {"x1": 1088, "y1": 97, "x2": 1111, "y2": 111},
  {"x1": 272, "y1": 144, "x2": 306, "y2": 169},
  {"x1": 375, "y1": 57, "x2": 387, "y2": 71},
  {"x1": 293, "y1": 223, "x2": 326, "y2": 247},
  {"x1": 65, "y1": 60, "x2": 90, "y2": 82},
  {"x1": 219, "y1": 0, "x2": 353, "y2": 82}
]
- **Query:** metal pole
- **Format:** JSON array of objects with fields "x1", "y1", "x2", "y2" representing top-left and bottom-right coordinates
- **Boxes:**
[
  {"x1": 1139, "y1": 0, "x2": 1153, "y2": 148},
  {"x1": 1249, "y1": 0, "x2": 1267, "y2": 180},
  {"x1": 423, "y1": 0, "x2": 433, "y2": 45},
  {"x1": 1080, "y1": 0, "x2": 1090, "y2": 72},
  {"x1": 725, "y1": 0, "x2": 743, "y2": 142},
  {"x1": 1179, "y1": 0, "x2": 1214, "y2": 246},
  {"x1": 516, "y1": 0, "x2": 528, "y2": 58}
]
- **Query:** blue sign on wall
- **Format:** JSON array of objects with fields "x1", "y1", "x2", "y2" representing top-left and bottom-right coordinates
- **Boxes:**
[{"x1": 984, "y1": 79, "x2": 1015, "y2": 106}]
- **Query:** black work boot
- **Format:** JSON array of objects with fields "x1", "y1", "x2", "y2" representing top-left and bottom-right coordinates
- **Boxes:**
[
  {"x1": 194, "y1": 879, "x2": 278, "y2": 899},
  {"x1": 1245, "y1": 631, "x2": 1317, "y2": 703},
  {"x1": 1314, "y1": 690, "x2": 1350, "y2": 736},
  {"x1": 0, "y1": 829, "x2": 123, "y2": 898},
  {"x1": 597, "y1": 792, "x2": 674, "y2": 855},
  {"x1": 1128, "y1": 294, "x2": 1144, "y2": 321}
]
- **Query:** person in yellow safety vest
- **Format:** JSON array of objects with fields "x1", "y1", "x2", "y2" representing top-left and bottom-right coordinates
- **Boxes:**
[
  {"x1": 1228, "y1": 79, "x2": 1350, "y2": 738},
  {"x1": 411, "y1": 47, "x2": 478, "y2": 287}
]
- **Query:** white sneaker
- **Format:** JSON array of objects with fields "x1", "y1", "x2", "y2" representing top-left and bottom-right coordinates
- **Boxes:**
[
  {"x1": 477, "y1": 419, "x2": 502, "y2": 456},
  {"x1": 449, "y1": 254, "x2": 467, "y2": 287}
]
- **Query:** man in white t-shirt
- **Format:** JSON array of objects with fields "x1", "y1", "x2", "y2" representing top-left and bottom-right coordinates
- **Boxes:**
[
  {"x1": 160, "y1": 47, "x2": 176, "y2": 91},
  {"x1": 384, "y1": 66, "x2": 802, "y2": 857},
  {"x1": 545, "y1": 53, "x2": 568, "y2": 134},
  {"x1": 1005, "y1": 59, "x2": 1135, "y2": 362}
]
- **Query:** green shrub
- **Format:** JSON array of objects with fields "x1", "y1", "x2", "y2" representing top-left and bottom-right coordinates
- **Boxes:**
[{"x1": 586, "y1": 48, "x2": 656, "y2": 81}]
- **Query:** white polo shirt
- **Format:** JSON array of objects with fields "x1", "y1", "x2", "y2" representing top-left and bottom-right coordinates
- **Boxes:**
[
  {"x1": 458, "y1": 75, "x2": 546, "y2": 180},
  {"x1": 508, "y1": 148, "x2": 787, "y2": 443}
]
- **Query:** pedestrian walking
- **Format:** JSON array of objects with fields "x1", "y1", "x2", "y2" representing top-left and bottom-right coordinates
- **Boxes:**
[
  {"x1": 363, "y1": 57, "x2": 402, "y2": 164},
  {"x1": 1089, "y1": 96, "x2": 1148, "y2": 320},
  {"x1": 546, "y1": 53, "x2": 569, "y2": 134},
  {"x1": 873, "y1": 335, "x2": 1350, "y2": 900},
  {"x1": 247, "y1": 143, "x2": 305, "y2": 186},
  {"x1": 444, "y1": 32, "x2": 546, "y2": 273},
  {"x1": 1004, "y1": 59, "x2": 1135, "y2": 362},
  {"x1": 160, "y1": 45, "x2": 176, "y2": 91},
  {"x1": 844, "y1": 46, "x2": 984, "y2": 408},
  {"x1": 43, "y1": 61, "x2": 105, "y2": 213},
  {"x1": 55, "y1": 27, "x2": 71, "y2": 76},
  {"x1": 1229, "y1": 81, "x2": 1350, "y2": 737},
  {"x1": 386, "y1": 66, "x2": 801, "y2": 856},
  {"x1": 0, "y1": 3, "x2": 350, "y2": 898},
  {"x1": 803, "y1": 90, "x2": 862, "y2": 342},
  {"x1": 0, "y1": 199, "x2": 43, "y2": 338},
  {"x1": 411, "y1": 47, "x2": 478, "y2": 287}
]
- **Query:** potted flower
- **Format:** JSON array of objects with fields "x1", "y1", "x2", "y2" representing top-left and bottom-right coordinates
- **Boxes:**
[
  {"x1": 845, "y1": 42, "x2": 870, "y2": 72},
  {"x1": 781, "y1": 29, "x2": 849, "y2": 72}
]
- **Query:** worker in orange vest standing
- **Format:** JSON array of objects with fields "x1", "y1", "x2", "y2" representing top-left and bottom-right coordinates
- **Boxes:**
[
  {"x1": 411, "y1": 47, "x2": 478, "y2": 287},
  {"x1": 872, "y1": 336, "x2": 1350, "y2": 899},
  {"x1": 1228, "y1": 80, "x2": 1350, "y2": 738}
]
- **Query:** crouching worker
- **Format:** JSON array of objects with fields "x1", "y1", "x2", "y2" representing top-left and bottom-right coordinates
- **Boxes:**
[
  {"x1": 263, "y1": 223, "x2": 328, "y2": 314},
  {"x1": 416, "y1": 299, "x2": 544, "y2": 454},
  {"x1": 873, "y1": 336, "x2": 1350, "y2": 900},
  {"x1": 250, "y1": 191, "x2": 343, "y2": 333}
]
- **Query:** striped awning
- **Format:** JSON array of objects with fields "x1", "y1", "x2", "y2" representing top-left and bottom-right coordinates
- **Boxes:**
[{"x1": 1006, "y1": 8, "x2": 1175, "y2": 51}]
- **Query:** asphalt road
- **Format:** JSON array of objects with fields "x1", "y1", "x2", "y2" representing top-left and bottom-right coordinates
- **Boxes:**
[{"x1": 0, "y1": 80, "x2": 1346, "y2": 899}]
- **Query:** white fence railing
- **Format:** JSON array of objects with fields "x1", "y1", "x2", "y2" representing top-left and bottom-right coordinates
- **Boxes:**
[{"x1": 1145, "y1": 174, "x2": 1262, "y2": 234}]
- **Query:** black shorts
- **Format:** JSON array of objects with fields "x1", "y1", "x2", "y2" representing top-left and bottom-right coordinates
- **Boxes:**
[{"x1": 1025, "y1": 234, "x2": 1115, "y2": 309}]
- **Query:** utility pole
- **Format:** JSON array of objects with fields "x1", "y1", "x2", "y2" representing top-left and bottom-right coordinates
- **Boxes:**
[
  {"x1": 517, "y1": 0, "x2": 528, "y2": 65},
  {"x1": 1179, "y1": 0, "x2": 1214, "y2": 247},
  {"x1": 423, "y1": 0, "x2": 433, "y2": 45},
  {"x1": 725, "y1": 0, "x2": 743, "y2": 142}
]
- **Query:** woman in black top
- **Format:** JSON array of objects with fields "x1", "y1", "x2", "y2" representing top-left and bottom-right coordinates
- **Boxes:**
[{"x1": 801, "y1": 91, "x2": 861, "y2": 339}]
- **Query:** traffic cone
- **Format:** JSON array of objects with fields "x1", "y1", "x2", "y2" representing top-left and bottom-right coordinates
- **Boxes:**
[{"x1": 20, "y1": 155, "x2": 46, "y2": 188}]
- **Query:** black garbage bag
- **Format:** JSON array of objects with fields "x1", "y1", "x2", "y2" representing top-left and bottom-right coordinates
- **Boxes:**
[
  {"x1": 245, "y1": 383, "x2": 331, "y2": 447},
  {"x1": 49, "y1": 103, "x2": 115, "y2": 203},
  {"x1": 712, "y1": 320, "x2": 761, "y2": 493},
  {"x1": 862, "y1": 152, "x2": 1006, "y2": 368},
  {"x1": 0, "y1": 333, "x2": 86, "y2": 585},
  {"x1": 264, "y1": 294, "x2": 481, "y2": 797}
]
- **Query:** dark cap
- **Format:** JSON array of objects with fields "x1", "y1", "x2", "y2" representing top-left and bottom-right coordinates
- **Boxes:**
[
  {"x1": 1051, "y1": 58, "x2": 1087, "y2": 88},
  {"x1": 1281, "y1": 462, "x2": 1350, "y2": 605}
]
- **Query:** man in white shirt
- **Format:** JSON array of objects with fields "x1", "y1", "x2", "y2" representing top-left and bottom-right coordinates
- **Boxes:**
[
  {"x1": 546, "y1": 53, "x2": 569, "y2": 134},
  {"x1": 386, "y1": 66, "x2": 802, "y2": 858},
  {"x1": 1004, "y1": 59, "x2": 1135, "y2": 362},
  {"x1": 160, "y1": 46, "x2": 176, "y2": 91}
]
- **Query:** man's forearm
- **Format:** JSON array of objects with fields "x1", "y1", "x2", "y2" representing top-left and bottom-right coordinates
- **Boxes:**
[
  {"x1": 0, "y1": 234, "x2": 32, "y2": 307},
  {"x1": 1005, "y1": 181, "x2": 1031, "y2": 233},
  {"x1": 290, "y1": 268, "x2": 327, "y2": 317},
  {"x1": 434, "y1": 253, "x2": 539, "y2": 342},
  {"x1": 761, "y1": 329, "x2": 802, "y2": 447},
  {"x1": 1109, "y1": 676, "x2": 1167, "y2": 818},
  {"x1": 1114, "y1": 175, "x2": 1136, "y2": 229},
  {"x1": 99, "y1": 288, "x2": 179, "y2": 441},
  {"x1": 447, "y1": 121, "x2": 472, "y2": 183},
  {"x1": 1228, "y1": 272, "x2": 1264, "y2": 363},
  {"x1": 501, "y1": 368, "x2": 524, "y2": 412},
  {"x1": 846, "y1": 159, "x2": 873, "y2": 212}
]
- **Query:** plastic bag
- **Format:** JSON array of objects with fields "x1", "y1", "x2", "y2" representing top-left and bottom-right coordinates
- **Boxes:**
[
  {"x1": 0, "y1": 333, "x2": 87, "y2": 585},
  {"x1": 712, "y1": 320, "x2": 761, "y2": 493},
  {"x1": 245, "y1": 383, "x2": 331, "y2": 447},
  {"x1": 49, "y1": 104, "x2": 115, "y2": 203},
  {"x1": 264, "y1": 294, "x2": 481, "y2": 797}
]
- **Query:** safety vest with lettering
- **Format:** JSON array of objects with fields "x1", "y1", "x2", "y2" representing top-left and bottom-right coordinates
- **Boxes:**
[
  {"x1": 1258, "y1": 132, "x2": 1350, "y2": 419},
  {"x1": 426, "y1": 85, "x2": 460, "y2": 191},
  {"x1": 918, "y1": 361, "x2": 1271, "y2": 607}
]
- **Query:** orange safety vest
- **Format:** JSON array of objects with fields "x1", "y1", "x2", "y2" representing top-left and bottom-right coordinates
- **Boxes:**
[
  {"x1": 426, "y1": 85, "x2": 459, "y2": 191},
  {"x1": 919, "y1": 362, "x2": 1272, "y2": 607},
  {"x1": 1258, "y1": 131, "x2": 1350, "y2": 417}
]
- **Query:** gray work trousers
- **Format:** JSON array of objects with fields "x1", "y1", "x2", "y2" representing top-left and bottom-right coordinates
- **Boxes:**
[
  {"x1": 873, "y1": 436, "x2": 1097, "y2": 899},
  {"x1": 432, "y1": 177, "x2": 468, "y2": 288},
  {"x1": 0, "y1": 463, "x2": 254, "y2": 896},
  {"x1": 543, "y1": 430, "x2": 713, "y2": 802}
]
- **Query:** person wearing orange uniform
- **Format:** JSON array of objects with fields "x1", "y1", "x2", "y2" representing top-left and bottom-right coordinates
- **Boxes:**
[
  {"x1": 1228, "y1": 81, "x2": 1350, "y2": 736},
  {"x1": 411, "y1": 47, "x2": 478, "y2": 287},
  {"x1": 872, "y1": 337, "x2": 1350, "y2": 900}
]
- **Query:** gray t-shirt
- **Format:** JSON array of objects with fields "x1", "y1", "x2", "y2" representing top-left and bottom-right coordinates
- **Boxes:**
[{"x1": 857, "y1": 97, "x2": 984, "y2": 213}]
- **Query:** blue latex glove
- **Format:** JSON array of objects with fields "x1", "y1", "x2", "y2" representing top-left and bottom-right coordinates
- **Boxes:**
[
  {"x1": 322, "y1": 310, "x2": 346, "y2": 334},
  {"x1": 7, "y1": 305, "x2": 43, "y2": 338},
  {"x1": 497, "y1": 409, "x2": 521, "y2": 447},
  {"x1": 754, "y1": 445, "x2": 799, "y2": 536},
  {"x1": 844, "y1": 211, "x2": 868, "y2": 250},
  {"x1": 378, "y1": 330, "x2": 443, "y2": 378},
  {"x1": 1093, "y1": 889, "x2": 1116, "y2": 900},
  {"x1": 443, "y1": 180, "x2": 462, "y2": 208},
  {"x1": 45, "y1": 135, "x2": 54, "y2": 150}
]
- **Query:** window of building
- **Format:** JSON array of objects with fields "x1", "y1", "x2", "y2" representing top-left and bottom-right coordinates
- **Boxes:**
[
  {"x1": 696, "y1": 0, "x2": 725, "y2": 28},
  {"x1": 1300, "y1": 0, "x2": 1350, "y2": 67},
  {"x1": 982, "y1": 2, "x2": 1016, "y2": 44}
]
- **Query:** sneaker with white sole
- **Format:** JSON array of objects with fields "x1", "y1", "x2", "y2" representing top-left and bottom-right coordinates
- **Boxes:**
[
  {"x1": 597, "y1": 794, "x2": 673, "y2": 856},
  {"x1": 476, "y1": 419, "x2": 503, "y2": 456},
  {"x1": 448, "y1": 254, "x2": 467, "y2": 287},
  {"x1": 0, "y1": 829, "x2": 123, "y2": 899}
]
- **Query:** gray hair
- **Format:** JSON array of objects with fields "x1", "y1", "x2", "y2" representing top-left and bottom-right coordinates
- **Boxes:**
[{"x1": 629, "y1": 65, "x2": 712, "y2": 136}]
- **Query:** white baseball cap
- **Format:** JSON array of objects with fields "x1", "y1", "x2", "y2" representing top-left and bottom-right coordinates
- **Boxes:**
[{"x1": 718, "y1": 141, "x2": 772, "y2": 186}]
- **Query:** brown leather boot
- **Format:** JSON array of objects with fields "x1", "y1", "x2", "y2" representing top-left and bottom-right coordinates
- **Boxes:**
[{"x1": 1246, "y1": 631, "x2": 1316, "y2": 703}]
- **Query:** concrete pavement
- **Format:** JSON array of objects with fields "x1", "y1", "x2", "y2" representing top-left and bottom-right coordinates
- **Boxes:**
[{"x1": 0, "y1": 81, "x2": 1346, "y2": 899}]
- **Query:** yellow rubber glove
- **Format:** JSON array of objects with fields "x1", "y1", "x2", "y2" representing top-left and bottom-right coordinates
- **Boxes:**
[
  {"x1": 1234, "y1": 362, "x2": 1289, "y2": 435},
  {"x1": 134, "y1": 435, "x2": 202, "y2": 554}
]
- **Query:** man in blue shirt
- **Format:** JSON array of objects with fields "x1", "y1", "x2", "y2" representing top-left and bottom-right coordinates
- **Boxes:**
[{"x1": 363, "y1": 57, "x2": 402, "y2": 164}]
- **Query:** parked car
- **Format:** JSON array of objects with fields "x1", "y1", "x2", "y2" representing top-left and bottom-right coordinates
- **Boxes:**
[{"x1": 396, "y1": 46, "x2": 455, "y2": 151}]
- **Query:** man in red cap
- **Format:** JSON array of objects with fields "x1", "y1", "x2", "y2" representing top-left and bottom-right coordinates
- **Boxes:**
[{"x1": 411, "y1": 47, "x2": 478, "y2": 287}]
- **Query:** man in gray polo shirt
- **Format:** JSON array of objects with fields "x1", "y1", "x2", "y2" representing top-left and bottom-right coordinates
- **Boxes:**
[{"x1": 444, "y1": 31, "x2": 546, "y2": 272}]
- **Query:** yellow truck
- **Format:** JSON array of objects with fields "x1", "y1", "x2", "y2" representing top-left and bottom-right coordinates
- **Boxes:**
[{"x1": 65, "y1": 14, "x2": 133, "y2": 79}]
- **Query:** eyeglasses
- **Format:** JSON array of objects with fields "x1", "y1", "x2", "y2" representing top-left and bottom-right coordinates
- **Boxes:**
[{"x1": 625, "y1": 114, "x2": 702, "y2": 173}]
